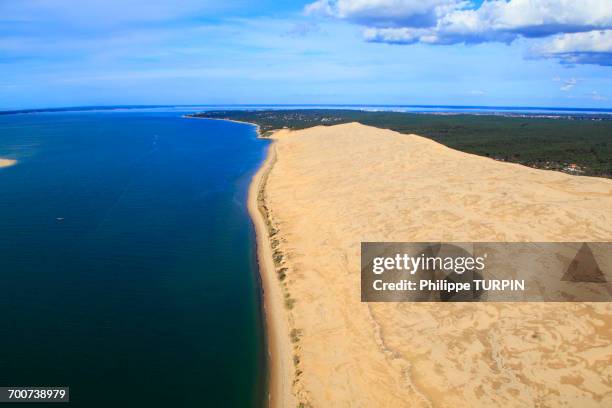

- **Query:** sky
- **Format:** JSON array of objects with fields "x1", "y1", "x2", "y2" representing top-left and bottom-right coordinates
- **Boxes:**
[{"x1": 0, "y1": 0, "x2": 611, "y2": 110}]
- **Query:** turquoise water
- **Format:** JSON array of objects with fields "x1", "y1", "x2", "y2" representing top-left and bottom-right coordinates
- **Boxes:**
[{"x1": 0, "y1": 110, "x2": 268, "y2": 407}]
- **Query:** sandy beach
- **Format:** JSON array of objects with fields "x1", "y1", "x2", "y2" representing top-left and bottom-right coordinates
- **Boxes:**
[
  {"x1": 248, "y1": 138, "x2": 297, "y2": 408},
  {"x1": 0, "y1": 158, "x2": 16, "y2": 168},
  {"x1": 251, "y1": 122, "x2": 612, "y2": 407}
]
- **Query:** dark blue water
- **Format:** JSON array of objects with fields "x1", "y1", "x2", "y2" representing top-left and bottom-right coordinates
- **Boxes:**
[{"x1": 0, "y1": 111, "x2": 269, "y2": 407}]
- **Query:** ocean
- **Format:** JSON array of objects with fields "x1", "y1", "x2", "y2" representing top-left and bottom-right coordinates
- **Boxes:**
[{"x1": 0, "y1": 110, "x2": 269, "y2": 407}]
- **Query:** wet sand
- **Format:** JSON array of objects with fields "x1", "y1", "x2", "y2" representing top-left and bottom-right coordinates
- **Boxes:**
[{"x1": 252, "y1": 123, "x2": 612, "y2": 407}]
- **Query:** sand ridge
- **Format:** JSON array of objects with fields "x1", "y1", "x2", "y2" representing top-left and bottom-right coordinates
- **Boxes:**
[{"x1": 255, "y1": 122, "x2": 612, "y2": 407}]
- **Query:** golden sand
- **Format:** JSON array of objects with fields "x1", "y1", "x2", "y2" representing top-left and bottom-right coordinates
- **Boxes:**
[
  {"x1": 0, "y1": 158, "x2": 16, "y2": 168},
  {"x1": 250, "y1": 123, "x2": 612, "y2": 407},
  {"x1": 249, "y1": 140, "x2": 297, "y2": 408}
]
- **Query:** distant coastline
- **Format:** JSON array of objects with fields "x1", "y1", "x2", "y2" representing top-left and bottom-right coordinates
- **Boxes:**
[
  {"x1": 3, "y1": 104, "x2": 612, "y2": 117},
  {"x1": 183, "y1": 115, "x2": 263, "y2": 137}
]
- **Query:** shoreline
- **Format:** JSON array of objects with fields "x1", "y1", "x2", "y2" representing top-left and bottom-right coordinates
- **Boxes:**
[
  {"x1": 247, "y1": 132, "x2": 295, "y2": 407},
  {"x1": 203, "y1": 117, "x2": 611, "y2": 406},
  {"x1": 184, "y1": 114, "x2": 287, "y2": 406}
]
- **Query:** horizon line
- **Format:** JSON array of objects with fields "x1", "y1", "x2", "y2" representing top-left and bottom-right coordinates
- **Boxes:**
[{"x1": 2, "y1": 104, "x2": 612, "y2": 116}]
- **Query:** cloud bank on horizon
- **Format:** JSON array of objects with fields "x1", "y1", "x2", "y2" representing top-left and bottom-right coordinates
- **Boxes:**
[{"x1": 305, "y1": 0, "x2": 612, "y2": 66}]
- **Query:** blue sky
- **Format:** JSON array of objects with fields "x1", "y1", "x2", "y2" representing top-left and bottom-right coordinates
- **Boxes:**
[{"x1": 1, "y1": 0, "x2": 611, "y2": 109}]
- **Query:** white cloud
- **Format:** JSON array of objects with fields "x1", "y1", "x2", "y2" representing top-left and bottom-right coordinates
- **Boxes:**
[
  {"x1": 590, "y1": 91, "x2": 607, "y2": 101},
  {"x1": 560, "y1": 78, "x2": 577, "y2": 91},
  {"x1": 306, "y1": 0, "x2": 612, "y2": 65},
  {"x1": 533, "y1": 30, "x2": 612, "y2": 65},
  {"x1": 285, "y1": 22, "x2": 321, "y2": 37},
  {"x1": 305, "y1": 0, "x2": 465, "y2": 28}
]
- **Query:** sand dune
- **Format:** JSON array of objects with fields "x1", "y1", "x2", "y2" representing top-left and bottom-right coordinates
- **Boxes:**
[
  {"x1": 252, "y1": 123, "x2": 612, "y2": 407},
  {"x1": 0, "y1": 158, "x2": 16, "y2": 168}
]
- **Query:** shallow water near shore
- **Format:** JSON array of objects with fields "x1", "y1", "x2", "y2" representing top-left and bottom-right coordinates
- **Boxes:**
[{"x1": 0, "y1": 110, "x2": 268, "y2": 407}]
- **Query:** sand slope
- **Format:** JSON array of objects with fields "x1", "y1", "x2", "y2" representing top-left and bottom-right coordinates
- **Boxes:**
[{"x1": 257, "y1": 123, "x2": 612, "y2": 407}]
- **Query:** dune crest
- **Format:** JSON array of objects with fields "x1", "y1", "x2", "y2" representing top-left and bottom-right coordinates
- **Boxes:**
[{"x1": 254, "y1": 122, "x2": 612, "y2": 407}]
